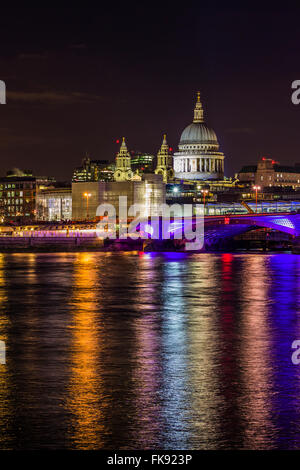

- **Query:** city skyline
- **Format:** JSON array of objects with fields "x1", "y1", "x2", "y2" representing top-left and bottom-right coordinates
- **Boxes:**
[
  {"x1": 2, "y1": 6, "x2": 300, "y2": 455},
  {"x1": 1, "y1": 6, "x2": 300, "y2": 180}
]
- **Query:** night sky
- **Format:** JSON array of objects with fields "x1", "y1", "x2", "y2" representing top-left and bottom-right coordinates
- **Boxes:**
[{"x1": 0, "y1": 5, "x2": 300, "y2": 181}]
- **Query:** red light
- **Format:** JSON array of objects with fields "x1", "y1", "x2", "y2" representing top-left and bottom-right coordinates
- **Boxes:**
[
  {"x1": 116, "y1": 139, "x2": 120, "y2": 144},
  {"x1": 222, "y1": 253, "x2": 233, "y2": 262},
  {"x1": 271, "y1": 160, "x2": 275, "y2": 164},
  {"x1": 224, "y1": 217, "x2": 230, "y2": 225},
  {"x1": 169, "y1": 147, "x2": 173, "y2": 151}
]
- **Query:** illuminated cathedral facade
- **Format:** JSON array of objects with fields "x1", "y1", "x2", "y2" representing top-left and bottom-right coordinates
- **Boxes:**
[
  {"x1": 173, "y1": 93, "x2": 224, "y2": 180},
  {"x1": 114, "y1": 93, "x2": 225, "y2": 183}
]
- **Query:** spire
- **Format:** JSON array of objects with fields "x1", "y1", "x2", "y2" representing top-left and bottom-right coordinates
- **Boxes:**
[
  {"x1": 160, "y1": 133, "x2": 169, "y2": 153},
  {"x1": 121, "y1": 136, "x2": 127, "y2": 149},
  {"x1": 155, "y1": 133, "x2": 174, "y2": 182},
  {"x1": 193, "y1": 91, "x2": 204, "y2": 123},
  {"x1": 117, "y1": 137, "x2": 130, "y2": 158},
  {"x1": 115, "y1": 136, "x2": 132, "y2": 176}
]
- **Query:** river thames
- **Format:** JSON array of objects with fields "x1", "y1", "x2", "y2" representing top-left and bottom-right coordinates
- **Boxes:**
[{"x1": 0, "y1": 252, "x2": 300, "y2": 450}]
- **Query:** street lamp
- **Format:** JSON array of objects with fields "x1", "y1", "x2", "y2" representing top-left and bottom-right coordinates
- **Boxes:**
[
  {"x1": 253, "y1": 185, "x2": 261, "y2": 213},
  {"x1": 201, "y1": 189, "x2": 209, "y2": 214},
  {"x1": 83, "y1": 192, "x2": 91, "y2": 220}
]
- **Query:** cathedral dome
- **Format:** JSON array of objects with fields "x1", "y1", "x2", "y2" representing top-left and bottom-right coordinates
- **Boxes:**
[
  {"x1": 179, "y1": 122, "x2": 218, "y2": 145},
  {"x1": 173, "y1": 92, "x2": 225, "y2": 181}
]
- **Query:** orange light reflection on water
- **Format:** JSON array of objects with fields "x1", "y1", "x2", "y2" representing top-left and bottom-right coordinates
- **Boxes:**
[
  {"x1": 239, "y1": 255, "x2": 276, "y2": 449},
  {"x1": 67, "y1": 253, "x2": 107, "y2": 449}
]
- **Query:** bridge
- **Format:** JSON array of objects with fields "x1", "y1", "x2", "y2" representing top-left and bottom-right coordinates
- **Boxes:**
[
  {"x1": 204, "y1": 212, "x2": 300, "y2": 236},
  {"x1": 1, "y1": 212, "x2": 300, "y2": 237},
  {"x1": 200, "y1": 212, "x2": 300, "y2": 249},
  {"x1": 0, "y1": 212, "x2": 300, "y2": 252}
]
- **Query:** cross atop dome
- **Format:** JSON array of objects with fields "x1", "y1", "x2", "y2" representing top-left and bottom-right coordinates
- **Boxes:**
[{"x1": 193, "y1": 91, "x2": 204, "y2": 123}]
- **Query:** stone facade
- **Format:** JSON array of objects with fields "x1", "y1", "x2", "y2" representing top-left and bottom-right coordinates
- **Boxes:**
[
  {"x1": 238, "y1": 158, "x2": 300, "y2": 189},
  {"x1": 72, "y1": 174, "x2": 165, "y2": 220}
]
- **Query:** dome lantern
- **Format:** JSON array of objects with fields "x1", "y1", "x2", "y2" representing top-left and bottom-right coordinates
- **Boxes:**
[{"x1": 193, "y1": 91, "x2": 204, "y2": 123}]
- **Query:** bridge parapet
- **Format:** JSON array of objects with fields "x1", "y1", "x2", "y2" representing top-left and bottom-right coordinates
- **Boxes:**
[{"x1": 205, "y1": 213, "x2": 300, "y2": 238}]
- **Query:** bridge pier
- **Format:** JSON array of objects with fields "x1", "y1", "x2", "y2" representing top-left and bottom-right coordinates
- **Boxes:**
[{"x1": 292, "y1": 236, "x2": 300, "y2": 254}]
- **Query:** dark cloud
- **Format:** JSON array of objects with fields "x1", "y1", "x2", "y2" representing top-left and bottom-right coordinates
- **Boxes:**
[{"x1": 7, "y1": 90, "x2": 104, "y2": 104}]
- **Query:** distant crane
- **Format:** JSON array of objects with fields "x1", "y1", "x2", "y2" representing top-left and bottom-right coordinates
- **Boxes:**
[{"x1": 241, "y1": 200, "x2": 255, "y2": 214}]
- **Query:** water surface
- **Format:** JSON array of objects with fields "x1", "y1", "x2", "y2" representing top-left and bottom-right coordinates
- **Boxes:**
[{"x1": 0, "y1": 252, "x2": 300, "y2": 450}]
